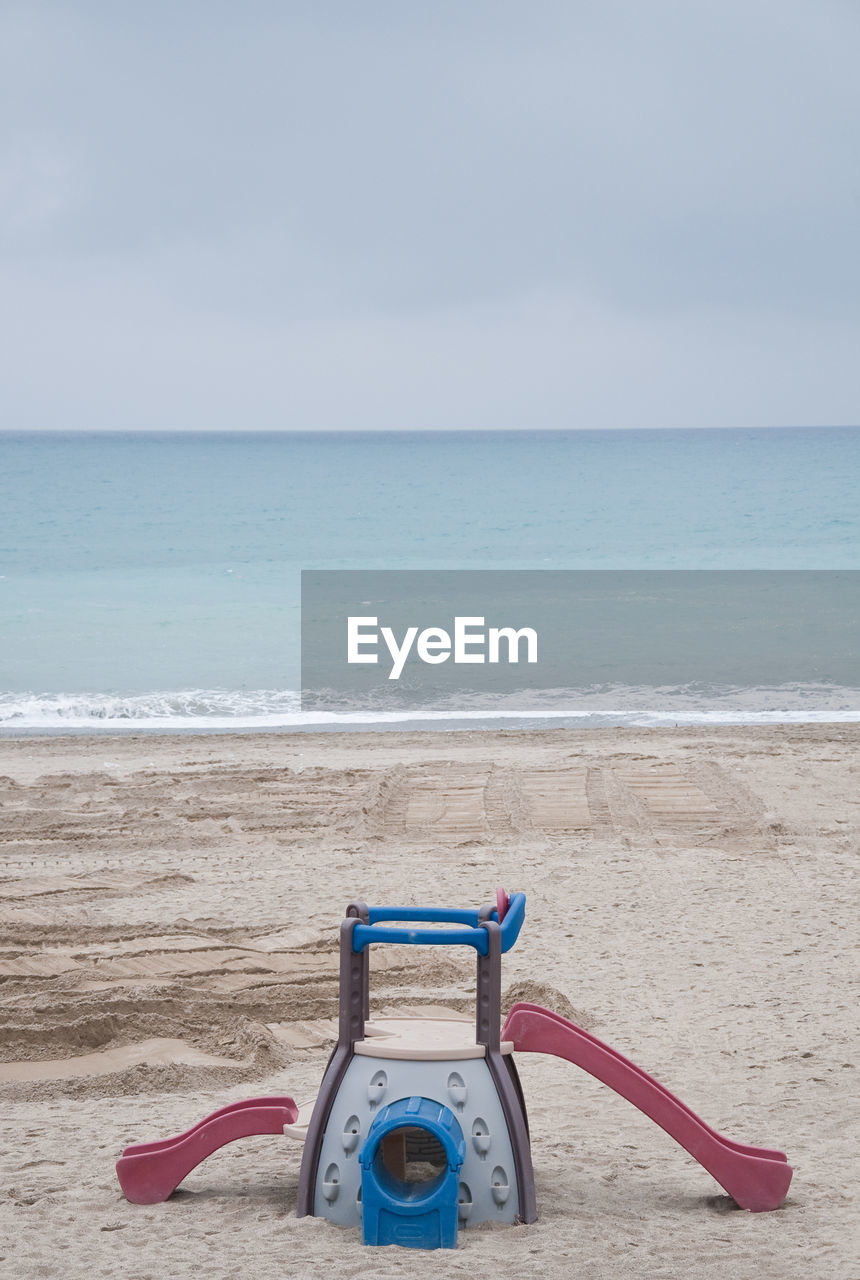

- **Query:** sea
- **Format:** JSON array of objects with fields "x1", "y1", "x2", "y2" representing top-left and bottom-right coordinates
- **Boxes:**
[{"x1": 1, "y1": 427, "x2": 859, "y2": 733}]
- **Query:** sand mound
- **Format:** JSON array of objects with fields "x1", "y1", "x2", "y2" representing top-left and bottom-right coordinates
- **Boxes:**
[{"x1": 503, "y1": 979, "x2": 595, "y2": 1027}]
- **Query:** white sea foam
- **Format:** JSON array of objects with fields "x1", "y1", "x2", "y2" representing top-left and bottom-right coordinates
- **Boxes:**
[{"x1": 1, "y1": 684, "x2": 859, "y2": 732}]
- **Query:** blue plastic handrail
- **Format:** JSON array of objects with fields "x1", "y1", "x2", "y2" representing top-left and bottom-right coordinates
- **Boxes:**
[
  {"x1": 350, "y1": 892, "x2": 526, "y2": 955},
  {"x1": 366, "y1": 906, "x2": 483, "y2": 926}
]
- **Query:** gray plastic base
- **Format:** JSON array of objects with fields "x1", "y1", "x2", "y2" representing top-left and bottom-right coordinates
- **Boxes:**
[{"x1": 312, "y1": 1054, "x2": 521, "y2": 1229}]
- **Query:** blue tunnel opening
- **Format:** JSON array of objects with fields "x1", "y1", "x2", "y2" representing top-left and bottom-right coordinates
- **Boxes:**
[{"x1": 359, "y1": 1097, "x2": 465, "y2": 1250}]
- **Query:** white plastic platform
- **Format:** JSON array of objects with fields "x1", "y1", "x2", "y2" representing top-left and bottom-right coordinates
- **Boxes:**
[{"x1": 355, "y1": 1017, "x2": 515, "y2": 1061}]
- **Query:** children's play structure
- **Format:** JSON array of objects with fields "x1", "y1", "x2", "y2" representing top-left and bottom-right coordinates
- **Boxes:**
[{"x1": 116, "y1": 890, "x2": 792, "y2": 1249}]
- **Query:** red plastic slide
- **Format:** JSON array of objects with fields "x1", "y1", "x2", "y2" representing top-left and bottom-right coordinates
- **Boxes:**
[
  {"x1": 116, "y1": 1096, "x2": 299, "y2": 1204},
  {"x1": 502, "y1": 1003, "x2": 792, "y2": 1211}
]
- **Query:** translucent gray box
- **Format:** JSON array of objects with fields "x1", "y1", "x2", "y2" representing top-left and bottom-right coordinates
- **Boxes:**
[{"x1": 300, "y1": 570, "x2": 860, "y2": 715}]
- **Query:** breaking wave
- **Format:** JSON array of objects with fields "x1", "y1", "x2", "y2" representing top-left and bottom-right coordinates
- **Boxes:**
[{"x1": 1, "y1": 683, "x2": 859, "y2": 732}]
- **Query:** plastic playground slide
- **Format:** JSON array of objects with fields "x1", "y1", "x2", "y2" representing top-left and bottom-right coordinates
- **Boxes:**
[
  {"x1": 502, "y1": 1002, "x2": 792, "y2": 1212},
  {"x1": 116, "y1": 1096, "x2": 299, "y2": 1204}
]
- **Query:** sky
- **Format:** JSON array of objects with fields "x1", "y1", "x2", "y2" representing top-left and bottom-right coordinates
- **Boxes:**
[{"x1": 1, "y1": 0, "x2": 859, "y2": 431}]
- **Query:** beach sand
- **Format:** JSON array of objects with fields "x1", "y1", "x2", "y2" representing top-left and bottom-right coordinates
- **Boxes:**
[{"x1": 0, "y1": 725, "x2": 857, "y2": 1278}]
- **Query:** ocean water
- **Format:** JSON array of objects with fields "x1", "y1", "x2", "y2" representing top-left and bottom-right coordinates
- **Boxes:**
[{"x1": 1, "y1": 428, "x2": 859, "y2": 731}]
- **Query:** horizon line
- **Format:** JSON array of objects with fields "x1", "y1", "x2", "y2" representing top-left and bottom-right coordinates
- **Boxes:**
[{"x1": 2, "y1": 424, "x2": 859, "y2": 436}]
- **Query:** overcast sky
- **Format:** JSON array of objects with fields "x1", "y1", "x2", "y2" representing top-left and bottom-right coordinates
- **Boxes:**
[{"x1": 1, "y1": 1, "x2": 858, "y2": 430}]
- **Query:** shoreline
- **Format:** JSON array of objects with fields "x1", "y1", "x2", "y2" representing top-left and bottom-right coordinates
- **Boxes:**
[
  {"x1": 2, "y1": 717, "x2": 860, "y2": 769},
  {"x1": 3, "y1": 710, "x2": 860, "y2": 739}
]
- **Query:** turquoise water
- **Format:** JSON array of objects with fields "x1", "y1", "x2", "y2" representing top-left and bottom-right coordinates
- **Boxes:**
[{"x1": 1, "y1": 428, "x2": 859, "y2": 729}]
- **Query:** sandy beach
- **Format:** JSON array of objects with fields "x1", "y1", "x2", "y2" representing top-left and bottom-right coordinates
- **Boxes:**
[{"x1": 0, "y1": 724, "x2": 857, "y2": 1278}]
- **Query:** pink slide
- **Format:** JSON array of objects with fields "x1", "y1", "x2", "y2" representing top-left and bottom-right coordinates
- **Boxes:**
[
  {"x1": 503, "y1": 1003, "x2": 792, "y2": 1212},
  {"x1": 116, "y1": 1096, "x2": 299, "y2": 1204}
]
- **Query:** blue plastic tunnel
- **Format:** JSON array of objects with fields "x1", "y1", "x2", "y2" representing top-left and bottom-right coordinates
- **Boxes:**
[{"x1": 359, "y1": 1096, "x2": 465, "y2": 1250}]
